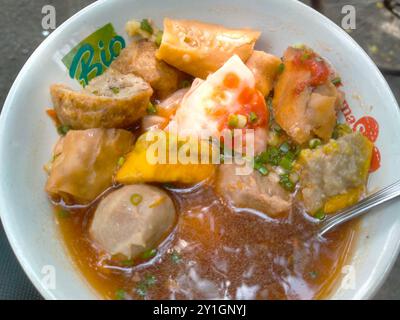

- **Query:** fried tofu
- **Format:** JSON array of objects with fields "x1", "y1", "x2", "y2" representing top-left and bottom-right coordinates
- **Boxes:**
[{"x1": 51, "y1": 68, "x2": 152, "y2": 129}]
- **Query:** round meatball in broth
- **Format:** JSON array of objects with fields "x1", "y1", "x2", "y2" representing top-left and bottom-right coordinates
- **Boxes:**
[{"x1": 90, "y1": 185, "x2": 176, "y2": 259}]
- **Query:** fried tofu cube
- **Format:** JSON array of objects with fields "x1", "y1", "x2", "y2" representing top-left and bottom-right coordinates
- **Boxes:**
[{"x1": 111, "y1": 39, "x2": 187, "y2": 99}]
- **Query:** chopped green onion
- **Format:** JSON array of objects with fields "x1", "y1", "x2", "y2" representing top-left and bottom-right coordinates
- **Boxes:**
[
  {"x1": 140, "y1": 18, "x2": 153, "y2": 34},
  {"x1": 135, "y1": 274, "x2": 157, "y2": 298},
  {"x1": 301, "y1": 52, "x2": 311, "y2": 61},
  {"x1": 309, "y1": 271, "x2": 319, "y2": 279},
  {"x1": 146, "y1": 102, "x2": 157, "y2": 114},
  {"x1": 279, "y1": 142, "x2": 291, "y2": 154},
  {"x1": 144, "y1": 274, "x2": 157, "y2": 286},
  {"x1": 249, "y1": 112, "x2": 258, "y2": 123},
  {"x1": 57, "y1": 124, "x2": 70, "y2": 136},
  {"x1": 110, "y1": 87, "x2": 120, "y2": 94},
  {"x1": 117, "y1": 156, "x2": 125, "y2": 166},
  {"x1": 121, "y1": 259, "x2": 134, "y2": 267},
  {"x1": 266, "y1": 96, "x2": 273, "y2": 110},
  {"x1": 279, "y1": 155, "x2": 293, "y2": 171},
  {"x1": 265, "y1": 146, "x2": 281, "y2": 166},
  {"x1": 130, "y1": 193, "x2": 143, "y2": 206},
  {"x1": 171, "y1": 250, "x2": 182, "y2": 264},
  {"x1": 155, "y1": 30, "x2": 163, "y2": 46},
  {"x1": 332, "y1": 123, "x2": 352, "y2": 139},
  {"x1": 136, "y1": 283, "x2": 147, "y2": 298},
  {"x1": 331, "y1": 77, "x2": 342, "y2": 86},
  {"x1": 270, "y1": 122, "x2": 282, "y2": 134},
  {"x1": 228, "y1": 114, "x2": 239, "y2": 128},
  {"x1": 141, "y1": 248, "x2": 157, "y2": 260},
  {"x1": 309, "y1": 138, "x2": 322, "y2": 149},
  {"x1": 115, "y1": 289, "x2": 126, "y2": 300},
  {"x1": 314, "y1": 209, "x2": 326, "y2": 220},
  {"x1": 92, "y1": 90, "x2": 99, "y2": 95},
  {"x1": 279, "y1": 173, "x2": 296, "y2": 192},
  {"x1": 278, "y1": 63, "x2": 285, "y2": 74},
  {"x1": 57, "y1": 209, "x2": 70, "y2": 219},
  {"x1": 256, "y1": 164, "x2": 269, "y2": 176}
]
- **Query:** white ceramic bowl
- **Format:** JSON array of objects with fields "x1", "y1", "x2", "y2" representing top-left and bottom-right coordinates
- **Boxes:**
[{"x1": 1, "y1": 0, "x2": 400, "y2": 300}]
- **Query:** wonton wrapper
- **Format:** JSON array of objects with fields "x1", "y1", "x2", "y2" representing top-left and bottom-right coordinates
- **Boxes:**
[
  {"x1": 156, "y1": 18, "x2": 260, "y2": 79},
  {"x1": 46, "y1": 128, "x2": 133, "y2": 204}
]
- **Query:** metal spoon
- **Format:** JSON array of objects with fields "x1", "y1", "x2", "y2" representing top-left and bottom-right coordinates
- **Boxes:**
[{"x1": 318, "y1": 179, "x2": 400, "y2": 237}]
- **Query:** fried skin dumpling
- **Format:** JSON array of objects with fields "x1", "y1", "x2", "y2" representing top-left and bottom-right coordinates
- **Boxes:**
[
  {"x1": 46, "y1": 128, "x2": 133, "y2": 204},
  {"x1": 90, "y1": 185, "x2": 176, "y2": 259},
  {"x1": 273, "y1": 47, "x2": 341, "y2": 144},
  {"x1": 297, "y1": 132, "x2": 373, "y2": 214},
  {"x1": 216, "y1": 164, "x2": 292, "y2": 217},
  {"x1": 51, "y1": 69, "x2": 153, "y2": 129},
  {"x1": 156, "y1": 18, "x2": 260, "y2": 79},
  {"x1": 111, "y1": 39, "x2": 187, "y2": 99},
  {"x1": 246, "y1": 50, "x2": 282, "y2": 97}
]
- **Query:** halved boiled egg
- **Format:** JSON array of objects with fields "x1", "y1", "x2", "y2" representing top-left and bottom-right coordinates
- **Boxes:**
[{"x1": 168, "y1": 55, "x2": 269, "y2": 149}]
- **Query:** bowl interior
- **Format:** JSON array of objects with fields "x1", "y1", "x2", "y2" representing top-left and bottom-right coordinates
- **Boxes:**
[{"x1": 1, "y1": 0, "x2": 400, "y2": 300}]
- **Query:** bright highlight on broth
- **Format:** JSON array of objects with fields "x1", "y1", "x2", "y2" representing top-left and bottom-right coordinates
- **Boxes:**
[{"x1": 45, "y1": 17, "x2": 374, "y2": 300}]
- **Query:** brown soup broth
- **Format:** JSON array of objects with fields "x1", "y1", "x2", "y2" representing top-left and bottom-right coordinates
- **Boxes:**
[{"x1": 55, "y1": 183, "x2": 357, "y2": 300}]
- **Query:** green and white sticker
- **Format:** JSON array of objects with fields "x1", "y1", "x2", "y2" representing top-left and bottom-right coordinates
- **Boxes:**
[{"x1": 62, "y1": 23, "x2": 125, "y2": 86}]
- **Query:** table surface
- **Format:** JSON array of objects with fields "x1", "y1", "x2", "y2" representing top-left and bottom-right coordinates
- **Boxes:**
[{"x1": 0, "y1": 0, "x2": 399, "y2": 300}]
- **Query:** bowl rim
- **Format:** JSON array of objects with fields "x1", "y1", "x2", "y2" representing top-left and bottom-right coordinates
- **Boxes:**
[{"x1": 0, "y1": 0, "x2": 399, "y2": 300}]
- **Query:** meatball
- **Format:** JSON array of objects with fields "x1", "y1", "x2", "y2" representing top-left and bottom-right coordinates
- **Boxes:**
[
  {"x1": 90, "y1": 185, "x2": 176, "y2": 259},
  {"x1": 51, "y1": 68, "x2": 152, "y2": 129},
  {"x1": 216, "y1": 164, "x2": 292, "y2": 217}
]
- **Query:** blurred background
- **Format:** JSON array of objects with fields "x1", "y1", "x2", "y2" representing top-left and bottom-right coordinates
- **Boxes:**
[{"x1": 0, "y1": 0, "x2": 399, "y2": 299}]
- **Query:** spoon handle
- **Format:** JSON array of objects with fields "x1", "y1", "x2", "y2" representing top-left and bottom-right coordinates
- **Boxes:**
[{"x1": 318, "y1": 179, "x2": 400, "y2": 237}]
